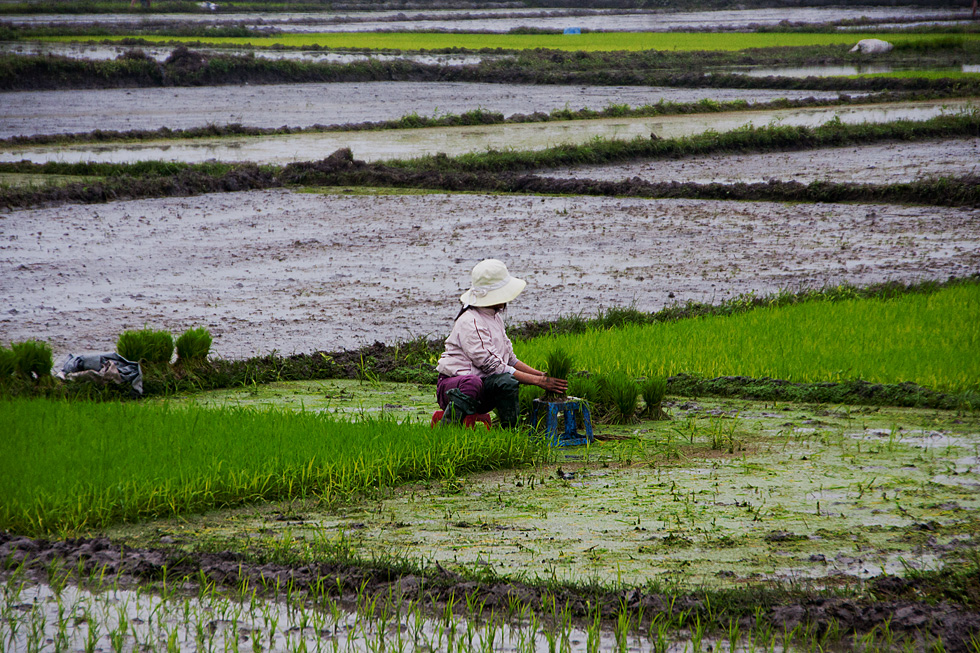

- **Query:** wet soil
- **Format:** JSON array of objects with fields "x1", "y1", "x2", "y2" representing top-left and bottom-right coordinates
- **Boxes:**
[
  {"x1": 0, "y1": 81, "x2": 852, "y2": 140},
  {"x1": 2, "y1": 188, "x2": 977, "y2": 361},
  {"x1": 544, "y1": 137, "x2": 980, "y2": 185}
]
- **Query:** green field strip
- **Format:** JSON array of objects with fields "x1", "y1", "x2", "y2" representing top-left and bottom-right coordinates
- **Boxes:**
[{"x1": 43, "y1": 31, "x2": 980, "y2": 52}]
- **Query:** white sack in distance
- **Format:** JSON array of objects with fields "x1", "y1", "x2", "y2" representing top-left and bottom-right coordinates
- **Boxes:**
[{"x1": 850, "y1": 39, "x2": 894, "y2": 54}]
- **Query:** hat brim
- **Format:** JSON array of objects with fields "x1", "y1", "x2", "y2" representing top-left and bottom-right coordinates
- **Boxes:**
[{"x1": 460, "y1": 277, "x2": 526, "y2": 307}]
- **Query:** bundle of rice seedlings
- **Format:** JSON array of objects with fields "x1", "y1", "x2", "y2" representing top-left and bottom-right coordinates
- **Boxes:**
[
  {"x1": 544, "y1": 348, "x2": 574, "y2": 400},
  {"x1": 641, "y1": 376, "x2": 669, "y2": 419},
  {"x1": 567, "y1": 374, "x2": 601, "y2": 406},
  {"x1": 597, "y1": 371, "x2": 639, "y2": 424},
  {"x1": 117, "y1": 328, "x2": 174, "y2": 365},
  {"x1": 175, "y1": 327, "x2": 212, "y2": 364},
  {"x1": 11, "y1": 340, "x2": 53, "y2": 380}
]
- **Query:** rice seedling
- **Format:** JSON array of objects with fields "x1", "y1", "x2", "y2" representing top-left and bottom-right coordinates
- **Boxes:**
[
  {"x1": 174, "y1": 327, "x2": 212, "y2": 364},
  {"x1": 117, "y1": 328, "x2": 174, "y2": 365},
  {"x1": 10, "y1": 339, "x2": 53, "y2": 380},
  {"x1": 544, "y1": 348, "x2": 573, "y2": 400},
  {"x1": 567, "y1": 375, "x2": 601, "y2": 406},
  {"x1": 597, "y1": 371, "x2": 640, "y2": 425},
  {"x1": 515, "y1": 284, "x2": 980, "y2": 393},
  {"x1": 0, "y1": 398, "x2": 542, "y2": 536},
  {"x1": 544, "y1": 349, "x2": 574, "y2": 383},
  {"x1": 640, "y1": 376, "x2": 668, "y2": 420}
]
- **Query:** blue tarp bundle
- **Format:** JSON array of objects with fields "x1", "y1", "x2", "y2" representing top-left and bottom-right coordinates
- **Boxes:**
[{"x1": 563, "y1": 27, "x2": 581, "y2": 34}]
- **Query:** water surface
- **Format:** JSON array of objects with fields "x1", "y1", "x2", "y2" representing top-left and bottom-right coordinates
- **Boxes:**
[{"x1": 3, "y1": 99, "x2": 970, "y2": 165}]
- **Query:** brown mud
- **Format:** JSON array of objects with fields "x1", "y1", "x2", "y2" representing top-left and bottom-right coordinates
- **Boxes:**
[
  {"x1": 2, "y1": 184, "x2": 978, "y2": 360},
  {"x1": 544, "y1": 138, "x2": 980, "y2": 185},
  {"x1": 2, "y1": 532, "x2": 978, "y2": 651},
  {"x1": 0, "y1": 81, "x2": 852, "y2": 140}
]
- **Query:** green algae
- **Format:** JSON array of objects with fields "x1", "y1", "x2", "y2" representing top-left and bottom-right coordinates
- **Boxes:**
[
  {"x1": 150, "y1": 378, "x2": 438, "y2": 420},
  {"x1": 126, "y1": 383, "x2": 980, "y2": 592}
]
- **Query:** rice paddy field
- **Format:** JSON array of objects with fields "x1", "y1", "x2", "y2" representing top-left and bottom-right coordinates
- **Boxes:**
[
  {"x1": 48, "y1": 31, "x2": 980, "y2": 52},
  {"x1": 2, "y1": 2, "x2": 980, "y2": 651}
]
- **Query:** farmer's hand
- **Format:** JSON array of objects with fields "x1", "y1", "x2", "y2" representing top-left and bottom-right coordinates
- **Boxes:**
[{"x1": 539, "y1": 375, "x2": 567, "y2": 394}]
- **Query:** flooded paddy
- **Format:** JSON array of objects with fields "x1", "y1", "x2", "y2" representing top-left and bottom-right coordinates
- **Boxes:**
[
  {"x1": 727, "y1": 63, "x2": 980, "y2": 78},
  {"x1": 3, "y1": 98, "x2": 967, "y2": 165},
  {"x1": 2, "y1": 575, "x2": 675, "y2": 653},
  {"x1": 0, "y1": 82, "x2": 855, "y2": 140},
  {"x1": 115, "y1": 393, "x2": 980, "y2": 589},
  {"x1": 2, "y1": 6, "x2": 964, "y2": 32},
  {"x1": 2, "y1": 189, "x2": 977, "y2": 360},
  {"x1": 544, "y1": 138, "x2": 980, "y2": 185},
  {"x1": 0, "y1": 39, "x2": 487, "y2": 64}
]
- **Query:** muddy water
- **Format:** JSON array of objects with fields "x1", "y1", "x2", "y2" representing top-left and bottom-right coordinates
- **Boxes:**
[
  {"x1": 544, "y1": 138, "x2": 980, "y2": 185},
  {"x1": 0, "y1": 83, "x2": 855, "y2": 140},
  {"x1": 3, "y1": 99, "x2": 968, "y2": 164},
  {"x1": 730, "y1": 63, "x2": 980, "y2": 77},
  {"x1": 2, "y1": 578, "x2": 672, "y2": 653},
  {"x1": 2, "y1": 6, "x2": 962, "y2": 31},
  {"x1": 0, "y1": 39, "x2": 486, "y2": 64},
  {"x1": 2, "y1": 190, "x2": 977, "y2": 360}
]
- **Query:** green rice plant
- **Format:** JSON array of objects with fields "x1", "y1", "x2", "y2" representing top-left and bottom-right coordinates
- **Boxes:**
[
  {"x1": 515, "y1": 284, "x2": 980, "y2": 394},
  {"x1": 117, "y1": 328, "x2": 174, "y2": 365},
  {"x1": 0, "y1": 398, "x2": 542, "y2": 536},
  {"x1": 544, "y1": 348, "x2": 574, "y2": 382},
  {"x1": 597, "y1": 371, "x2": 639, "y2": 425},
  {"x1": 519, "y1": 384, "x2": 545, "y2": 420},
  {"x1": 68, "y1": 31, "x2": 980, "y2": 54},
  {"x1": 11, "y1": 340, "x2": 53, "y2": 380},
  {"x1": 641, "y1": 376, "x2": 668, "y2": 420},
  {"x1": 567, "y1": 375, "x2": 601, "y2": 406},
  {"x1": 175, "y1": 327, "x2": 212, "y2": 364}
]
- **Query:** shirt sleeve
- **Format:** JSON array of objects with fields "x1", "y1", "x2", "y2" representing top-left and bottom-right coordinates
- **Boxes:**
[{"x1": 458, "y1": 313, "x2": 516, "y2": 376}]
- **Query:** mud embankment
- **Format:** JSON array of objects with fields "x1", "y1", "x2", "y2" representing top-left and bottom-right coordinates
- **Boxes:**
[{"x1": 2, "y1": 533, "x2": 978, "y2": 652}]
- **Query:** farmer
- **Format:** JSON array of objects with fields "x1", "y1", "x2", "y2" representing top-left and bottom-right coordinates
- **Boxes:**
[{"x1": 435, "y1": 259, "x2": 567, "y2": 428}]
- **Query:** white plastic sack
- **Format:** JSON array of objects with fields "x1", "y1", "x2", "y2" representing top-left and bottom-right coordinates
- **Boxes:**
[{"x1": 850, "y1": 39, "x2": 893, "y2": 54}]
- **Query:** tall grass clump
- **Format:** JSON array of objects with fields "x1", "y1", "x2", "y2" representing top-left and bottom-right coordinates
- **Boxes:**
[
  {"x1": 11, "y1": 340, "x2": 53, "y2": 380},
  {"x1": 117, "y1": 328, "x2": 174, "y2": 365},
  {"x1": 175, "y1": 327, "x2": 212, "y2": 364},
  {"x1": 0, "y1": 399, "x2": 542, "y2": 537},
  {"x1": 514, "y1": 284, "x2": 980, "y2": 393}
]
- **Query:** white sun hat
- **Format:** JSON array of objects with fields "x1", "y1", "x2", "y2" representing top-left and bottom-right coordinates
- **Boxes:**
[{"x1": 459, "y1": 259, "x2": 527, "y2": 307}]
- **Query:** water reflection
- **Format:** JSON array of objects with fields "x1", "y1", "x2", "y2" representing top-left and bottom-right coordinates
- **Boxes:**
[
  {"x1": 729, "y1": 63, "x2": 980, "y2": 78},
  {"x1": 2, "y1": 99, "x2": 972, "y2": 166}
]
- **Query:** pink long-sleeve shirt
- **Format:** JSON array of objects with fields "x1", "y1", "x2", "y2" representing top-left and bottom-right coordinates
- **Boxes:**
[{"x1": 436, "y1": 307, "x2": 519, "y2": 378}]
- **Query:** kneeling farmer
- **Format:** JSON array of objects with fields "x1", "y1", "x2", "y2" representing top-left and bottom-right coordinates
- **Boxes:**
[{"x1": 435, "y1": 259, "x2": 567, "y2": 427}]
